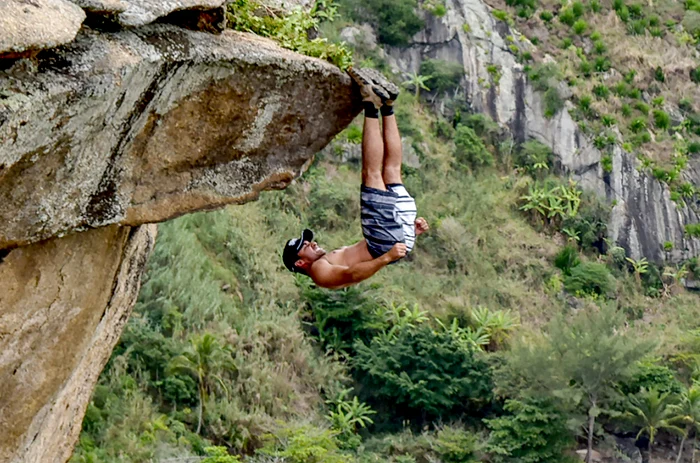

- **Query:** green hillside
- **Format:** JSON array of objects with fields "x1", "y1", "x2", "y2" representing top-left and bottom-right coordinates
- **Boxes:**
[{"x1": 71, "y1": 1, "x2": 700, "y2": 462}]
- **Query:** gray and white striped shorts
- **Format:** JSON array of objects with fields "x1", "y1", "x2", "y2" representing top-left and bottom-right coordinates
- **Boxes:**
[{"x1": 361, "y1": 184, "x2": 417, "y2": 260}]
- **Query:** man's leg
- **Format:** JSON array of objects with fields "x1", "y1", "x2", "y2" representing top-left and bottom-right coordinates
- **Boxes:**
[
  {"x1": 362, "y1": 113, "x2": 386, "y2": 191},
  {"x1": 382, "y1": 112, "x2": 403, "y2": 186}
]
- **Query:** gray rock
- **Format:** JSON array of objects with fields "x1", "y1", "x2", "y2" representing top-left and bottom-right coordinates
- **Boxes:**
[
  {"x1": 69, "y1": 0, "x2": 127, "y2": 13},
  {"x1": 0, "y1": 0, "x2": 85, "y2": 55},
  {"x1": 117, "y1": 0, "x2": 226, "y2": 26},
  {"x1": 0, "y1": 224, "x2": 157, "y2": 463},
  {"x1": 340, "y1": 24, "x2": 379, "y2": 51},
  {"x1": 0, "y1": 25, "x2": 361, "y2": 250},
  {"x1": 615, "y1": 436, "x2": 643, "y2": 463}
]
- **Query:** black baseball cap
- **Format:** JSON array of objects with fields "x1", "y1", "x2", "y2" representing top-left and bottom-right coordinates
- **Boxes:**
[{"x1": 283, "y1": 229, "x2": 314, "y2": 273}]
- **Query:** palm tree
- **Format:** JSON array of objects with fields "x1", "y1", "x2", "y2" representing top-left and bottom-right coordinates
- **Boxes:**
[
  {"x1": 627, "y1": 388, "x2": 685, "y2": 462},
  {"x1": 402, "y1": 72, "x2": 431, "y2": 97},
  {"x1": 168, "y1": 333, "x2": 234, "y2": 434},
  {"x1": 670, "y1": 383, "x2": 700, "y2": 463}
]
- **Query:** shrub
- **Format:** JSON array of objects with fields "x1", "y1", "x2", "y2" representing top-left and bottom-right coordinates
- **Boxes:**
[
  {"x1": 591, "y1": 0, "x2": 602, "y2": 13},
  {"x1": 593, "y1": 84, "x2": 609, "y2": 99},
  {"x1": 555, "y1": 245, "x2": 581, "y2": 275},
  {"x1": 628, "y1": 3, "x2": 643, "y2": 18},
  {"x1": 348, "y1": 0, "x2": 425, "y2": 46},
  {"x1": 622, "y1": 104, "x2": 633, "y2": 117},
  {"x1": 630, "y1": 117, "x2": 647, "y2": 132},
  {"x1": 654, "y1": 66, "x2": 665, "y2": 83},
  {"x1": 527, "y1": 63, "x2": 562, "y2": 92},
  {"x1": 435, "y1": 426, "x2": 480, "y2": 463},
  {"x1": 486, "y1": 398, "x2": 575, "y2": 463},
  {"x1": 572, "y1": 1, "x2": 585, "y2": 17},
  {"x1": 619, "y1": 361, "x2": 683, "y2": 395},
  {"x1": 628, "y1": 19, "x2": 647, "y2": 35},
  {"x1": 652, "y1": 96, "x2": 664, "y2": 107},
  {"x1": 602, "y1": 114, "x2": 617, "y2": 127},
  {"x1": 454, "y1": 124, "x2": 493, "y2": 169},
  {"x1": 601, "y1": 155, "x2": 613, "y2": 173},
  {"x1": 540, "y1": 10, "x2": 554, "y2": 21},
  {"x1": 682, "y1": 10, "x2": 700, "y2": 39},
  {"x1": 420, "y1": 59, "x2": 464, "y2": 95},
  {"x1": 579, "y1": 58, "x2": 592, "y2": 77},
  {"x1": 635, "y1": 102, "x2": 650, "y2": 114},
  {"x1": 561, "y1": 37, "x2": 573, "y2": 48},
  {"x1": 563, "y1": 262, "x2": 615, "y2": 296},
  {"x1": 691, "y1": 66, "x2": 700, "y2": 84},
  {"x1": 653, "y1": 110, "x2": 671, "y2": 130},
  {"x1": 628, "y1": 87, "x2": 642, "y2": 99},
  {"x1": 664, "y1": 241, "x2": 674, "y2": 251},
  {"x1": 617, "y1": 5, "x2": 630, "y2": 22},
  {"x1": 594, "y1": 56, "x2": 611, "y2": 72},
  {"x1": 559, "y1": 7, "x2": 577, "y2": 26},
  {"x1": 353, "y1": 325, "x2": 494, "y2": 421},
  {"x1": 686, "y1": 224, "x2": 700, "y2": 238},
  {"x1": 573, "y1": 19, "x2": 588, "y2": 34},
  {"x1": 593, "y1": 40, "x2": 607, "y2": 54},
  {"x1": 562, "y1": 193, "x2": 609, "y2": 252},
  {"x1": 688, "y1": 141, "x2": 700, "y2": 155},
  {"x1": 515, "y1": 140, "x2": 554, "y2": 173},
  {"x1": 578, "y1": 95, "x2": 593, "y2": 115},
  {"x1": 543, "y1": 87, "x2": 564, "y2": 118},
  {"x1": 256, "y1": 425, "x2": 348, "y2": 463},
  {"x1": 493, "y1": 9, "x2": 510, "y2": 21},
  {"x1": 679, "y1": 98, "x2": 693, "y2": 113}
]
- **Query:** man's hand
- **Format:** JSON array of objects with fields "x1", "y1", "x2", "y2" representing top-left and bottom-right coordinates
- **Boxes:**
[
  {"x1": 415, "y1": 217, "x2": 429, "y2": 236},
  {"x1": 387, "y1": 243, "x2": 407, "y2": 261}
]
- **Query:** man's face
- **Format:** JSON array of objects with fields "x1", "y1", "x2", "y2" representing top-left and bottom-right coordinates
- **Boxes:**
[{"x1": 297, "y1": 241, "x2": 326, "y2": 265}]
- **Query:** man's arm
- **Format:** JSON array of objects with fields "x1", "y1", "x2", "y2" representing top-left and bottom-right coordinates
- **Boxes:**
[{"x1": 310, "y1": 243, "x2": 406, "y2": 289}]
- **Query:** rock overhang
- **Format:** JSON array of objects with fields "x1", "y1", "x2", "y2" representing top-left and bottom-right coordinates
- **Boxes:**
[{"x1": 0, "y1": 25, "x2": 362, "y2": 250}]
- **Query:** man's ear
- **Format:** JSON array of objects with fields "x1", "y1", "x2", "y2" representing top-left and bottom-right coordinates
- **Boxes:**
[{"x1": 295, "y1": 259, "x2": 308, "y2": 270}]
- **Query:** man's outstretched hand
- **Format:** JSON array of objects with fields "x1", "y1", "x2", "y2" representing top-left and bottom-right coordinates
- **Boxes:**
[
  {"x1": 415, "y1": 217, "x2": 430, "y2": 236},
  {"x1": 387, "y1": 243, "x2": 407, "y2": 261}
]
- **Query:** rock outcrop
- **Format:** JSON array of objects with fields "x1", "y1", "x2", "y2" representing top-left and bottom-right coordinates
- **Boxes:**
[
  {"x1": 0, "y1": 26, "x2": 360, "y2": 250},
  {"x1": 384, "y1": 0, "x2": 700, "y2": 262},
  {"x1": 0, "y1": 224, "x2": 157, "y2": 463},
  {"x1": 1, "y1": 0, "x2": 86, "y2": 55},
  {"x1": 0, "y1": 1, "x2": 360, "y2": 461}
]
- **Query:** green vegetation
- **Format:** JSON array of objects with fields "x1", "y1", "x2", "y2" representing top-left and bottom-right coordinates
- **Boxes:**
[
  {"x1": 227, "y1": 0, "x2": 352, "y2": 69},
  {"x1": 70, "y1": 2, "x2": 700, "y2": 462}
]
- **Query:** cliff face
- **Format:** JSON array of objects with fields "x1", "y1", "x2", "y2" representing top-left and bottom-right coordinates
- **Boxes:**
[
  {"x1": 0, "y1": 225, "x2": 156, "y2": 463},
  {"x1": 0, "y1": 1, "x2": 360, "y2": 461},
  {"x1": 384, "y1": 0, "x2": 700, "y2": 263}
]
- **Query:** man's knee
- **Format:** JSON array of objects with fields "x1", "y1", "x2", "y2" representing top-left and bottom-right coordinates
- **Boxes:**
[
  {"x1": 383, "y1": 166, "x2": 402, "y2": 184},
  {"x1": 363, "y1": 170, "x2": 385, "y2": 189}
]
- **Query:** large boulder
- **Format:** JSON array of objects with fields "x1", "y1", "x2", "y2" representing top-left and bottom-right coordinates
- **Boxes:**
[
  {"x1": 0, "y1": 224, "x2": 157, "y2": 463},
  {"x1": 0, "y1": 0, "x2": 85, "y2": 55},
  {"x1": 0, "y1": 25, "x2": 361, "y2": 250}
]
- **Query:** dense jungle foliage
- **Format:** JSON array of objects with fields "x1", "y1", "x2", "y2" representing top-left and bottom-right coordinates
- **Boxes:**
[{"x1": 71, "y1": 0, "x2": 700, "y2": 461}]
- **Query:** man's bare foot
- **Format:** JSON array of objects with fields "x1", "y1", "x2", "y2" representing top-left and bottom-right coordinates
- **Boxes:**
[{"x1": 347, "y1": 67, "x2": 398, "y2": 107}]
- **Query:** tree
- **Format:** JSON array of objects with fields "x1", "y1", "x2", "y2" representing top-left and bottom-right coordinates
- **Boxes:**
[
  {"x1": 627, "y1": 388, "x2": 684, "y2": 462},
  {"x1": 497, "y1": 305, "x2": 653, "y2": 463},
  {"x1": 352, "y1": 324, "x2": 493, "y2": 423},
  {"x1": 403, "y1": 72, "x2": 431, "y2": 97},
  {"x1": 168, "y1": 333, "x2": 234, "y2": 434},
  {"x1": 669, "y1": 384, "x2": 700, "y2": 463},
  {"x1": 486, "y1": 397, "x2": 576, "y2": 462}
]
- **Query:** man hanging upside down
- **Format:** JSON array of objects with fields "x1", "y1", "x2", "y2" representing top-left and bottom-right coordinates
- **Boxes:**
[{"x1": 281, "y1": 68, "x2": 429, "y2": 289}]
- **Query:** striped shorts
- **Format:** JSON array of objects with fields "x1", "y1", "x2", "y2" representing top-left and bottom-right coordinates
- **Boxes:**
[{"x1": 361, "y1": 183, "x2": 417, "y2": 260}]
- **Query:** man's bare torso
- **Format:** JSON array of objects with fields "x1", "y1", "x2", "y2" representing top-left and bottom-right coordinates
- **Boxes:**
[{"x1": 321, "y1": 240, "x2": 373, "y2": 268}]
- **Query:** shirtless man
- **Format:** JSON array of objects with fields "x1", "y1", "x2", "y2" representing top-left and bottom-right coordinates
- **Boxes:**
[{"x1": 281, "y1": 68, "x2": 429, "y2": 289}]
